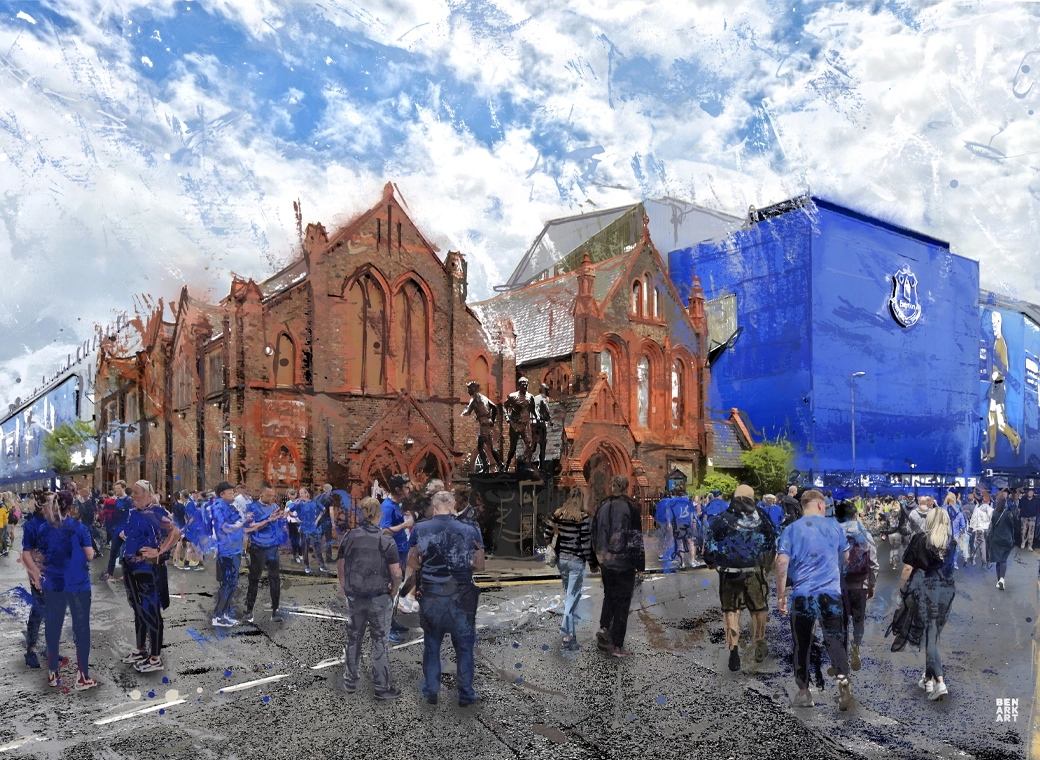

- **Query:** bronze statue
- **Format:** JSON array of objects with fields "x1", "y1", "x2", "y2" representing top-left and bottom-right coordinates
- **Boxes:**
[
  {"x1": 531, "y1": 382, "x2": 552, "y2": 469},
  {"x1": 461, "y1": 381, "x2": 503, "y2": 473},
  {"x1": 503, "y1": 377, "x2": 535, "y2": 471}
]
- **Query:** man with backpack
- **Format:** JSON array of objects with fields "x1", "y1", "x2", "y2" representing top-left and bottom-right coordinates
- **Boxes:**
[
  {"x1": 835, "y1": 500, "x2": 878, "y2": 671},
  {"x1": 780, "y1": 486, "x2": 802, "y2": 529}
]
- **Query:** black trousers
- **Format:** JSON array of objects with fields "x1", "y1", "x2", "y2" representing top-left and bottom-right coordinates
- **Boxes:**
[
  {"x1": 124, "y1": 566, "x2": 164, "y2": 657},
  {"x1": 245, "y1": 545, "x2": 281, "y2": 613},
  {"x1": 843, "y1": 587, "x2": 868, "y2": 648},
  {"x1": 599, "y1": 567, "x2": 636, "y2": 648},
  {"x1": 791, "y1": 594, "x2": 848, "y2": 690}
]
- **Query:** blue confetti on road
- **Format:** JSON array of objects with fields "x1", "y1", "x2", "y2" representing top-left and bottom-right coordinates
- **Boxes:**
[
  {"x1": 148, "y1": 690, "x2": 155, "y2": 698},
  {"x1": 514, "y1": 677, "x2": 523, "y2": 685},
  {"x1": 219, "y1": 690, "x2": 224, "y2": 695},
  {"x1": 649, "y1": 596, "x2": 655, "y2": 602},
  {"x1": 627, "y1": 714, "x2": 635, "y2": 722},
  {"x1": 681, "y1": 711, "x2": 688, "y2": 717},
  {"x1": 656, "y1": 695, "x2": 666, "y2": 706},
  {"x1": 515, "y1": 662, "x2": 522, "y2": 669},
  {"x1": 162, "y1": 677, "x2": 169, "y2": 684},
  {"x1": 541, "y1": 644, "x2": 549, "y2": 651},
  {"x1": 512, "y1": 642, "x2": 520, "y2": 648},
  {"x1": 262, "y1": 696, "x2": 270, "y2": 703},
  {"x1": 702, "y1": 579, "x2": 709, "y2": 586},
  {"x1": 159, "y1": 709, "x2": 165, "y2": 715},
  {"x1": 224, "y1": 669, "x2": 232, "y2": 677}
]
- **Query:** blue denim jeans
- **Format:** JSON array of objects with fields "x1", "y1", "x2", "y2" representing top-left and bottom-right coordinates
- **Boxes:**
[
  {"x1": 419, "y1": 585, "x2": 479, "y2": 704},
  {"x1": 45, "y1": 589, "x2": 91, "y2": 675},
  {"x1": 344, "y1": 594, "x2": 394, "y2": 694},
  {"x1": 911, "y1": 572, "x2": 956, "y2": 679},
  {"x1": 557, "y1": 554, "x2": 585, "y2": 639},
  {"x1": 214, "y1": 554, "x2": 241, "y2": 619},
  {"x1": 790, "y1": 593, "x2": 848, "y2": 690}
]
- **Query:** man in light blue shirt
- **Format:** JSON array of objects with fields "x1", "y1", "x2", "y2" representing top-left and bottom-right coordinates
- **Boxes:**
[{"x1": 776, "y1": 489, "x2": 853, "y2": 711}]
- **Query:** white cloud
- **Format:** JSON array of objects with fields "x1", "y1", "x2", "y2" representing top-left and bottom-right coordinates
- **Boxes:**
[{"x1": 2, "y1": 0, "x2": 1040, "y2": 412}]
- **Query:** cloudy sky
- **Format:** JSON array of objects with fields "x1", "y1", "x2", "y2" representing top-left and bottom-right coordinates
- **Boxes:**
[{"x1": 0, "y1": 0, "x2": 1038, "y2": 407}]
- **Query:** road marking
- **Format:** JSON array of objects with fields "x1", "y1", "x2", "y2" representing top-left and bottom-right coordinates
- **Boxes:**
[
  {"x1": 93, "y1": 700, "x2": 186, "y2": 726},
  {"x1": 217, "y1": 674, "x2": 289, "y2": 694},
  {"x1": 267, "y1": 606, "x2": 348, "y2": 621},
  {"x1": 391, "y1": 637, "x2": 424, "y2": 650},
  {"x1": 311, "y1": 657, "x2": 345, "y2": 670},
  {"x1": 0, "y1": 736, "x2": 43, "y2": 752}
]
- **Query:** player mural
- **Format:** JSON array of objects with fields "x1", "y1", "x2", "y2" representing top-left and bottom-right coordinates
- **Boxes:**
[{"x1": 980, "y1": 305, "x2": 1025, "y2": 468}]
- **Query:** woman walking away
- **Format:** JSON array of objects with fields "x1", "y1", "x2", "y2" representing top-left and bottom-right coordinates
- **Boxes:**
[
  {"x1": 22, "y1": 490, "x2": 97, "y2": 690},
  {"x1": 898, "y1": 506, "x2": 955, "y2": 702},
  {"x1": 989, "y1": 493, "x2": 1017, "y2": 590},
  {"x1": 543, "y1": 487, "x2": 597, "y2": 650},
  {"x1": 970, "y1": 497, "x2": 993, "y2": 569},
  {"x1": 120, "y1": 480, "x2": 181, "y2": 674}
]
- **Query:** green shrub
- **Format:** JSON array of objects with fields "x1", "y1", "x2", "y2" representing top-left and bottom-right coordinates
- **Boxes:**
[{"x1": 741, "y1": 438, "x2": 794, "y2": 495}]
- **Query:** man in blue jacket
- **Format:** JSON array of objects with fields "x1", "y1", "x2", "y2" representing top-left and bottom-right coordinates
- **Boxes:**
[
  {"x1": 211, "y1": 482, "x2": 248, "y2": 627},
  {"x1": 100, "y1": 480, "x2": 132, "y2": 581},
  {"x1": 380, "y1": 474, "x2": 414, "y2": 643},
  {"x1": 242, "y1": 483, "x2": 288, "y2": 624}
]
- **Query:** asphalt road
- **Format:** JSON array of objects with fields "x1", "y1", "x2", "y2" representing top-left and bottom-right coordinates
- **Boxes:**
[{"x1": 0, "y1": 531, "x2": 1034, "y2": 760}]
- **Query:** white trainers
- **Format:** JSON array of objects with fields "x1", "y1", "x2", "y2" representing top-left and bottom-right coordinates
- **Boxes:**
[
  {"x1": 929, "y1": 681, "x2": 948, "y2": 701},
  {"x1": 836, "y1": 675, "x2": 854, "y2": 712},
  {"x1": 917, "y1": 675, "x2": 934, "y2": 694},
  {"x1": 792, "y1": 689, "x2": 814, "y2": 708},
  {"x1": 996, "y1": 578, "x2": 1005, "y2": 590}
]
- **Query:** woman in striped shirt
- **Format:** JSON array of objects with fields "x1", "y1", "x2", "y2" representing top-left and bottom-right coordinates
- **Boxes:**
[{"x1": 544, "y1": 488, "x2": 597, "y2": 650}]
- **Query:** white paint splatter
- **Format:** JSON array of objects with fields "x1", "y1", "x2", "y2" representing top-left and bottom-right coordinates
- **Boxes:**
[
  {"x1": 151, "y1": 30, "x2": 162, "y2": 42},
  {"x1": 141, "y1": 56, "x2": 153, "y2": 67},
  {"x1": 16, "y1": 11, "x2": 36, "y2": 24},
  {"x1": 325, "y1": 56, "x2": 334, "y2": 65},
  {"x1": 163, "y1": 153, "x2": 171, "y2": 160}
]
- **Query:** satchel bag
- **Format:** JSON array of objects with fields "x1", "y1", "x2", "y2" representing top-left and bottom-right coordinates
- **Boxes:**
[{"x1": 884, "y1": 571, "x2": 922, "y2": 647}]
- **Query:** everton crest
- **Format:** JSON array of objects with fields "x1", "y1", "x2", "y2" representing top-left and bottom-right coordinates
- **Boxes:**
[{"x1": 889, "y1": 265, "x2": 921, "y2": 328}]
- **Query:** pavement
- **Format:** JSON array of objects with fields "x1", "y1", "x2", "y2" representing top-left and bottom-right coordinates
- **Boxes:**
[{"x1": 0, "y1": 530, "x2": 1034, "y2": 760}]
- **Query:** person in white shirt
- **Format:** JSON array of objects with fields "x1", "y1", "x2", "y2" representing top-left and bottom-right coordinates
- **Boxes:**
[{"x1": 969, "y1": 498, "x2": 994, "y2": 569}]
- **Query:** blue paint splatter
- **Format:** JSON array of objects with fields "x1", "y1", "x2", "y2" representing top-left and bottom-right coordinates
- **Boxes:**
[
  {"x1": 950, "y1": 180, "x2": 959, "y2": 188},
  {"x1": 219, "y1": 690, "x2": 225, "y2": 695},
  {"x1": 512, "y1": 642, "x2": 519, "y2": 648},
  {"x1": 515, "y1": 662, "x2": 522, "y2": 669},
  {"x1": 702, "y1": 579, "x2": 709, "y2": 586},
  {"x1": 656, "y1": 695, "x2": 666, "y2": 706},
  {"x1": 159, "y1": 709, "x2": 165, "y2": 715},
  {"x1": 627, "y1": 714, "x2": 635, "y2": 722},
  {"x1": 185, "y1": 627, "x2": 211, "y2": 651},
  {"x1": 224, "y1": 669, "x2": 232, "y2": 677},
  {"x1": 541, "y1": 644, "x2": 549, "y2": 651},
  {"x1": 262, "y1": 696, "x2": 270, "y2": 703},
  {"x1": 681, "y1": 711, "x2": 688, "y2": 717},
  {"x1": 649, "y1": 596, "x2": 655, "y2": 603},
  {"x1": 162, "y1": 677, "x2": 169, "y2": 684},
  {"x1": 148, "y1": 690, "x2": 155, "y2": 698},
  {"x1": 514, "y1": 677, "x2": 523, "y2": 685}
]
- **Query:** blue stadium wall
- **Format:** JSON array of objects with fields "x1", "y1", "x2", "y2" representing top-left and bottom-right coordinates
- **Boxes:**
[
  {"x1": 670, "y1": 198, "x2": 980, "y2": 480},
  {"x1": 0, "y1": 375, "x2": 81, "y2": 488}
]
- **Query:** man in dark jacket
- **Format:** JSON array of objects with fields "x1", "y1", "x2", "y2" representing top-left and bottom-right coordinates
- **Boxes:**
[
  {"x1": 780, "y1": 486, "x2": 802, "y2": 528},
  {"x1": 591, "y1": 475, "x2": 645, "y2": 658},
  {"x1": 1019, "y1": 487, "x2": 1039, "y2": 550},
  {"x1": 990, "y1": 493, "x2": 1017, "y2": 590},
  {"x1": 703, "y1": 484, "x2": 778, "y2": 671},
  {"x1": 337, "y1": 496, "x2": 402, "y2": 701}
]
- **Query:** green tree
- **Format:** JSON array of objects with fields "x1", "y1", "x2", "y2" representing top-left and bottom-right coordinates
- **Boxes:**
[
  {"x1": 741, "y1": 438, "x2": 794, "y2": 496},
  {"x1": 694, "y1": 472, "x2": 739, "y2": 497},
  {"x1": 41, "y1": 420, "x2": 94, "y2": 473}
]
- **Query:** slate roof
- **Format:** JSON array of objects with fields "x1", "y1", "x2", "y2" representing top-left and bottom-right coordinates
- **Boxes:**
[
  {"x1": 470, "y1": 256, "x2": 628, "y2": 366},
  {"x1": 260, "y1": 258, "x2": 309, "y2": 300},
  {"x1": 711, "y1": 419, "x2": 750, "y2": 469}
]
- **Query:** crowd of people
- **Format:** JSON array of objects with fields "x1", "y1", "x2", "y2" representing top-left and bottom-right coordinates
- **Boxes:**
[{"x1": 3, "y1": 473, "x2": 1032, "y2": 709}]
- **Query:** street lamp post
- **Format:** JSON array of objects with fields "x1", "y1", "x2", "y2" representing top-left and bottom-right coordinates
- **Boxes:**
[{"x1": 851, "y1": 372, "x2": 866, "y2": 483}]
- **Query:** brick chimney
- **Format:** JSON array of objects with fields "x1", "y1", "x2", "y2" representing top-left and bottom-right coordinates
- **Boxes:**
[{"x1": 573, "y1": 251, "x2": 597, "y2": 392}]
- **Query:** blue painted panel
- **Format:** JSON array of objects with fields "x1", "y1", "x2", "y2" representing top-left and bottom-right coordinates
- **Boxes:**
[
  {"x1": 1025, "y1": 318, "x2": 1040, "y2": 472},
  {"x1": 810, "y1": 206, "x2": 978, "y2": 476},
  {"x1": 670, "y1": 211, "x2": 814, "y2": 460},
  {"x1": 0, "y1": 377, "x2": 80, "y2": 484}
]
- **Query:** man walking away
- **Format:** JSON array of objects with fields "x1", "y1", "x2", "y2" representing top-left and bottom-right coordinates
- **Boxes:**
[
  {"x1": 337, "y1": 496, "x2": 402, "y2": 701},
  {"x1": 408, "y1": 491, "x2": 484, "y2": 706},
  {"x1": 703, "y1": 484, "x2": 777, "y2": 671},
  {"x1": 1019, "y1": 487, "x2": 1039, "y2": 550},
  {"x1": 591, "y1": 475, "x2": 645, "y2": 658},
  {"x1": 780, "y1": 486, "x2": 802, "y2": 528},
  {"x1": 835, "y1": 500, "x2": 878, "y2": 671},
  {"x1": 776, "y1": 489, "x2": 854, "y2": 711},
  {"x1": 242, "y1": 484, "x2": 288, "y2": 624}
]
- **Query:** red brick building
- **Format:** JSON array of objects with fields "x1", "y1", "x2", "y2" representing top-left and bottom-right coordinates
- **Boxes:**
[
  {"x1": 471, "y1": 207, "x2": 710, "y2": 507},
  {"x1": 97, "y1": 184, "x2": 511, "y2": 499}
]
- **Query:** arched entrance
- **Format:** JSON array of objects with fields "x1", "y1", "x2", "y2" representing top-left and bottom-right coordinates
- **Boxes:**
[
  {"x1": 580, "y1": 438, "x2": 632, "y2": 515},
  {"x1": 409, "y1": 446, "x2": 449, "y2": 491},
  {"x1": 360, "y1": 443, "x2": 406, "y2": 495}
]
